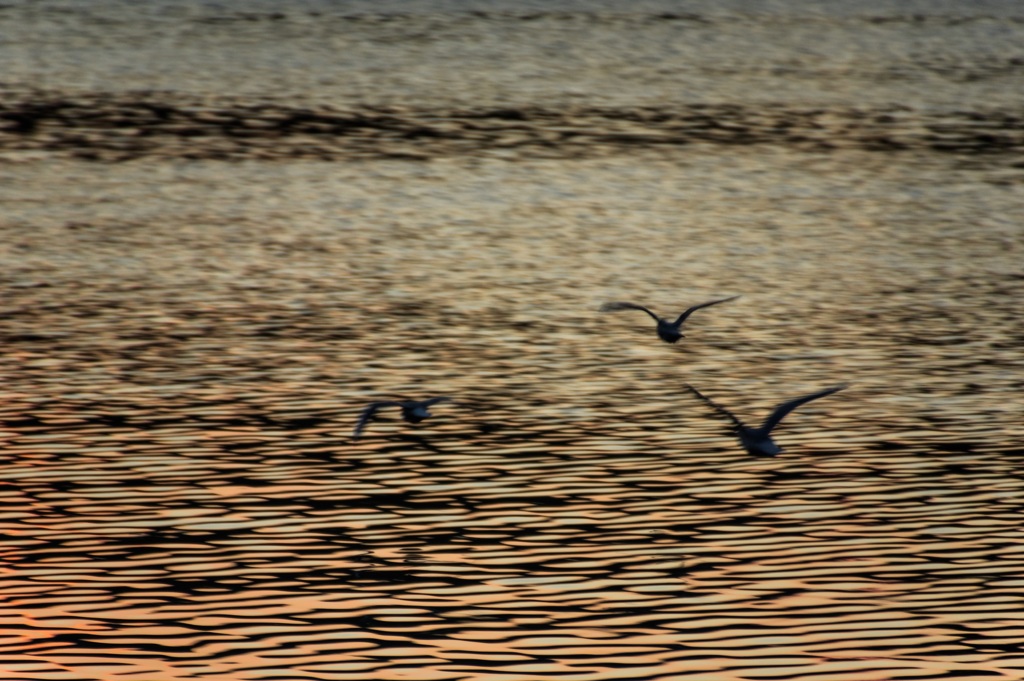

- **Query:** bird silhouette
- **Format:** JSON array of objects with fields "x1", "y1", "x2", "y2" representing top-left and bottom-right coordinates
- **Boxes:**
[
  {"x1": 352, "y1": 397, "x2": 453, "y2": 441},
  {"x1": 683, "y1": 383, "x2": 846, "y2": 457},
  {"x1": 600, "y1": 296, "x2": 739, "y2": 343}
]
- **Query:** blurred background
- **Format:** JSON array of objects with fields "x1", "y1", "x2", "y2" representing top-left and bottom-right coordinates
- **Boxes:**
[{"x1": 1, "y1": 2, "x2": 1023, "y2": 680}]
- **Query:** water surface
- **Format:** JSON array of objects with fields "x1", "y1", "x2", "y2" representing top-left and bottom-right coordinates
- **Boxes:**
[{"x1": 1, "y1": 2, "x2": 1023, "y2": 680}]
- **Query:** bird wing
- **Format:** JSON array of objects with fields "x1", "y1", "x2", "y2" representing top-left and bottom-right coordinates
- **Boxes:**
[
  {"x1": 599, "y1": 301, "x2": 661, "y2": 322},
  {"x1": 352, "y1": 401, "x2": 403, "y2": 441},
  {"x1": 421, "y1": 396, "x2": 453, "y2": 407},
  {"x1": 683, "y1": 383, "x2": 745, "y2": 429},
  {"x1": 760, "y1": 384, "x2": 847, "y2": 434},
  {"x1": 673, "y1": 295, "x2": 740, "y2": 326}
]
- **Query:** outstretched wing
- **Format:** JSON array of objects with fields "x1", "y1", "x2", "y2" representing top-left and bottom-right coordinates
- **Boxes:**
[
  {"x1": 421, "y1": 396, "x2": 453, "y2": 408},
  {"x1": 352, "y1": 401, "x2": 403, "y2": 441},
  {"x1": 760, "y1": 384, "x2": 847, "y2": 434},
  {"x1": 673, "y1": 295, "x2": 740, "y2": 326},
  {"x1": 599, "y1": 301, "x2": 661, "y2": 322},
  {"x1": 683, "y1": 383, "x2": 745, "y2": 429}
]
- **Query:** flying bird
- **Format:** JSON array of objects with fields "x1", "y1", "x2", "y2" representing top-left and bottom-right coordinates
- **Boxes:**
[
  {"x1": 353, "y1": 397, "x2": 453, "y2": 441},
  {"x1": 600, "y1": 296, "x2": 739, "y2": 343},
  {"x1": 683, "y1": 383, "x2": 847, "y2": 457}
]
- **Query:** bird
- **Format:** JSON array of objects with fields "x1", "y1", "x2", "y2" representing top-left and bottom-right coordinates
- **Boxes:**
[
  {"x1": 352, "y1": 397, "x2": 453, "y2": 441},
  {"x1": 599, "y1": 296, "x2": 739, "y2": 343},
  {"x1": 683, "y1": 383, "x2": 847, "y2": 457}
]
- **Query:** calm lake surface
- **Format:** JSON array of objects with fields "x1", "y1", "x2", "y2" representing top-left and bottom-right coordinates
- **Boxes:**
[{"x1": 1, "y1": 2, "x2": 1023, "y2": 680}]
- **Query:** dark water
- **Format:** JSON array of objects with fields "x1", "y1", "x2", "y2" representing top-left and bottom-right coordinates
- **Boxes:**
[{"x1": 2, "y1": 2, "x2": 1024, "y2": 681}]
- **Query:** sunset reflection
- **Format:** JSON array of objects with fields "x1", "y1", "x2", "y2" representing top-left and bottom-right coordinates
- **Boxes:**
[{"x1": 3, "y1": 1, "x2": 1024, "y2": 680}]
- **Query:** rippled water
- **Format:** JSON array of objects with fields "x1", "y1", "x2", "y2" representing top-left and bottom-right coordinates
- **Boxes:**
[
  {"x1": 4, "y1": 0, "x2": 1024, "y2": 108},
  {"x1": 2, "y1": 2, "x2": 1024, "y2": 681}
]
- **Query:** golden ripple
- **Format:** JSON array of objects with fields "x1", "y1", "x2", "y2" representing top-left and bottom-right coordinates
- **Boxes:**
[{"x1": 2, "y1": 128, "x2": 1024, "y2": 681}]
